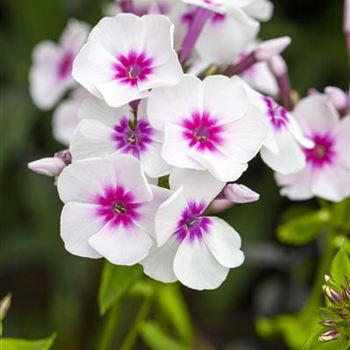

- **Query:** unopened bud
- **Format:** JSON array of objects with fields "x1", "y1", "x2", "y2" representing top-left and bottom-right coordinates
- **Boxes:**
[
  {"x1": 269, "y1": 54, "x2": 287, "y2": 77},
  {"x1": 224, "y1": 184, "x2": 260, "y2": 204},
  {"x1": 344, "y1": 0, "x2": 350, "y2": 33},
  {"x1": 323, "y1": 285, "x2": 343, "y2": 304},
  {"x1": 255, "y1": 37, "x2": 291, "y2": 61},
  {"x1": 319, "y1": 329, "x2": 340, "y2": 342},
  {"x1": 324, "y1": 86, "x2": 348, "y2": 110},
  {"x1": 344, "y1": 286, "x2": 350, "y2": 301},
  {"x1": 28, "y1": 157, "x2": 66, "y2": 177},
  {"x1": 321, "y1": 319, "x2": 335, "y2": 327},
  {"x1": 0, "y1": 294, "x2": 11, "y2": 320}
]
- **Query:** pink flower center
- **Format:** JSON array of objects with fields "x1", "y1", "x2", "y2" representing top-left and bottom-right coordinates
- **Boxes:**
[
  {"x1": 262, "y1": 96, "x2": 289, "y2": 130},
  {"x1": 114, "y1": 51, "x2": 153, "y2": 87},
  {"x1": 112, "y1": 117, "x2": 154, "y2": 157},
  {"x1": 182, "y1": 111, "x2": 224, "y2": 152},
  {"x1": 304, "y1": 134, "x2": 336, "y2": 169},
  {"x1": 176, "y1": 202, "x2": 211, "y2": 242},
  {"x1": 95, "y1": 185, "x2": 140, "y2": 228},
  {"x1": 57, "y1": 51, "x2": 73, "y2": 79}
]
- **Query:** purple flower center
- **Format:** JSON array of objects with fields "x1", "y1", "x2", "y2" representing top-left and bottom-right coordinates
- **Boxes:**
[
  {"x1": 114, "y1": 51, "x2": 153, "y2": 87},
  {"x1": 57, "y1": 51, "x2": 73, "y2": 79},
  {"x1": 304, "y1": 134, "x2": 336, "y2": 169},
  {"x1": 112, "y1": 117, "x2": 154, "y2": 157},
  {"x1": 182, "y1": 111, "x2": 224, "y2": 152},
  {"x1": 176, "y1": 202, "x2": 211, "y2": 242},
  {"x1": 95, "y1": 185, "x2": 140, "y2": 228},
  {"x1": 262, "y1": 96, "x2": 289, "y2": 130}
]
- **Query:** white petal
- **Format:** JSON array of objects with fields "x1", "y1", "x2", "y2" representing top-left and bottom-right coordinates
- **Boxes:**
[
  {"x1": 275, "y1": 166, "x2": 314, "y2": 201},
  {"x1": 162, "y1": 123, "x2": 204, "y2": 170},
  {"x1": 312, "y1": 164, "x2": 350, "y2": 202},
  {"x1": 190, "y1": 147, "x2": 248, "y2": 182},
  {"x1": 60, "y1": 202, "x2": 103, "y2": 258},
  {"x1": 202, "y1": 75, "x2": 249, "y2": 124},
  {"x1": 137, "y1": 185, "x2": 172, "y2": 237},
  {"x1": 69, "y1": 119, "x2": 116, "y2": 160},
  {"x1": 218, "y1": 105, "x2": 268, "y2": 163},
  {"x1": 147, "y1": 74, "x2": 204, "y2": 131},
  {"x1": 78, "y1": 96, "x2": 131, "y2": 128},
  {"x1": 169, "y1": 168, "x2": 225, "y2": 205},
  {"x1": 141, "y1": 235, "x2": 179, "y2": 283},
  {"x1": 243, "y1": 0, "x2": 273, "y2": 21},
  {"x1": 52, "y1": 98, "x2": 81, "y2": 146},
  {"x1": 138, "y1": 52, "x2": 183, "y2": 91},
  {"x1": 140, "y1": 141, "x2": 172, "y2": 178},
  {"x1": 89, "y1": 223, "x2": 153, "y2": 265},
  {"x1": 173, "y1": 238, "x2": 229, "y2": 290},
  {"x1": 260, "y1": 128, "x2": 306, "y2": 175},
  {"x1": 196, "y1": 10, "x2": 259, "y2": 65},
  {"x1": 203, "y1": 217, "x2": 244, "y2": 268},
  {"x1": 155, "y1": 188, "x2": 187, "y2": 246},
  {"x1": 286, "y1": 114, "x2": 314, "y2": 149},
  {"x1": 293, "y1": 95, "x2": 340, "y2": 136},
  {"x1": 60, "y1": 19, "x2": 90, "y2": 53},
  {"x1": 224, "y1": 183, "x2": 260, "y2": 203},
  {"x1": 334, "y1": 116, "x2": 350, "y2": 169},
  {"x1": 72, "y1": 41, "x2": 115, "y2": 98},
  {"x1": 97, "y1": 79, "x2": 146, "y2": 108}
]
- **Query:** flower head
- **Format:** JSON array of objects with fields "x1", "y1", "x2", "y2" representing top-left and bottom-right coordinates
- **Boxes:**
[
  {"x1": 72, "y1": 13, "x2": 183, "y2": 108},
  {"x1": 276, "y1": 95, "x2": 350, "y2": 201},
  {"x1": 141, "y1": 168, "x2": 244, "y2": 290},
  {"x1": 70, "y1": 97, "x2": 170, "y2": 178},
  {"x1": 57, "y1": 155, "x2": 171, "y2": 265},
  {"x1": 148, "y1": 74, "x2": 268, "y2": 182},
  {"x1": 29, "y1": 19, "x2": 90, "y2": 110}
]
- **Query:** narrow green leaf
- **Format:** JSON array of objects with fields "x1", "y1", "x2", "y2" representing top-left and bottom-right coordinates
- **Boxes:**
[
  {"x1": 141, "y1": 321, "x2": 189, "y2": 350},
  {"x1": 98, "y1": 260, "x2": 142, "y2": 315},
  {"x1": 330, "y1": 239, "x2": 350, "y2": 286},
  {"x1": 0, "y1": 334, "x2": 56, "y2": 350},
  {"x1": 277, "y1": 209, "x2": 330, "y2": 245},
  {"x1": 157, "y1": 284, "x2": 193, "y2": 346}
]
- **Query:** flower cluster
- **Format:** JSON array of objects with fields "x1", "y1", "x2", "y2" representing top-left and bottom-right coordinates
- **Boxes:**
[{"x1": 28, "y1": 0, "x2": 350, "y2": 290}]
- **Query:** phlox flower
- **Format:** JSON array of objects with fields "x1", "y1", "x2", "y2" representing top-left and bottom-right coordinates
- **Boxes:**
[
  {"x1": 30, "y1": 19, "x2": 90, "y2": 110},
  {"x1": 70, "y1": 97, "x2": 170, "y2": 178},
  {"x1": 141, "y1": 168, "x2": 244, "y2": 290},
  {"x1": 147, "y1": 74, "x2": 268, "y2": 182},
  {"x1": 72, "y1": 13, "x2": 183, "y2": 108},
  {"x1": 57, "y1": 155, "x2": 171, "y2": 264},
  {"x1": 276, "y1": 95, "x2": 350, "y2": 202},
  {"x1": 52, "y1": 88, "x2": 91, "y2": 146},
  {"x1": 234, "y1": 77, "x2": 313, "y2": 175}
]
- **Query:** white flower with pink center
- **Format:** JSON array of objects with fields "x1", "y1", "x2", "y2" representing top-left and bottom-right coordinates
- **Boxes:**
[
  {"x1": 182, "y1": 0, "x2": 273, "y2": 21},
  {"x1": 234, "y1": 77, "x2": 313, "y2": 175},
  {"x1": 72, "y1": 13, "x2": 183, "y2": 108},
  {"x1": 57, "y1": 155, "x2": 171, "y2": 264},
  {"x1": 141, "y1": 168, "x2": 244, "y2": 290},
  {"x1": 52, "y1": 88, "x2": 91, "y2": 146},
  {"x1": 147, "y1": 74, "x2": 268, "y2": 182},
  {"x1": 70, "y1": 97, "x2": 170, "y2": 178},
  {"x1": 29, "y1": 19, "x2": 90, "y2": 110},
  {"x1": 276, "y1": 95, "x2": 350, "y2": 202}
]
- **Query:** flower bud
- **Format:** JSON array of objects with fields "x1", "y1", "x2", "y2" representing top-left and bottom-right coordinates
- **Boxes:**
[
  {"x1": 324, "y1": 86, "x2": 348, "y2": 110},
  {"x1": 269, "y1": 54, "x2": 287, "y2": 77},
  {"x1": 255, "y1": 37, "x2": 291, "y2": 61},
  {"x1": 323, "y1": 285, "x2": 343, "y2": 304},
  {"x1": 319, "y1": 329, "x2": 340, "y2": 342},
  {"x1": 28, "y1": 157, "x2": 66, "y2": 177},
  {"x1": 320, "y1": 319, "x2": 335, "y2": 327},
  {"x1": 344, "y1": 0, "x2": 350, "y2": 33},
  {"x1": 224, "y1": 184, "x2": 260, "y2": 204},
  {"x1": 0, "y1": 294, "x2": 11, "y2": 320}
]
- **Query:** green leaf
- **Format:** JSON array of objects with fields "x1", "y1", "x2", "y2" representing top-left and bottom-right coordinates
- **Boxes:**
[
  {"x1": 157, "y1": 284, "x2": 193, "y2": 346},
  {"x1": 332, "y1": 198, "x2": 350, "y2": 232},
  {"x1": 98, "y1": 260, "x2": 143, "y2": 315},
  {"x1": 141, "y1": 321, "x2": 189, "y2": 350},
  {"x1": 330, "y1": 239, "x2": 350, "y2": 286},
  {"x1": 277, "y1": 209, "x2": 330, "y2": 245},
  {"x1": 0, "y1": 334, "x2": 56, "y2": 350}
]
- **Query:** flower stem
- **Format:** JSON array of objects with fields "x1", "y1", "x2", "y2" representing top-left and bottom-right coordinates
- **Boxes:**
[
  {"x1": 96, "y1": 303, "x2": 120, "y2": 350},
  {"x1": 119, "y1": 295, "x2": 153, "y2": 350}
]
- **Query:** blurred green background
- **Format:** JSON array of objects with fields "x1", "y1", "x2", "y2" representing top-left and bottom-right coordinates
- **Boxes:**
[{"x1": 0, "y1": 0, "x2": 348, "y2": 349}]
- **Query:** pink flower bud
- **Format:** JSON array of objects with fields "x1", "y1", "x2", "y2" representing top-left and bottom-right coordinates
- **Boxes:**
[
  {"x1": 210, "y1": 199, "x2": 235, "y2": 213},
  {"x1": 269, "y1": 54, "x2": 287, "y2": 77},
  {"x1": 319, "y1": 329, "x2": 340, "y2": 342},
  {"x1": 344, "y1": 0, "x2": 350, "y2": 33},
  {"x1": 28, "y1": 157, "x2": 66, "y2": 177},
  {"x1": 324, "y1": 86, "x2": 348, "y2": 110},
  {"x1": 0, "y1": 293, "x2": 11, "y2": 320},
  {"x1": 255, "y1": 37, "x2": 291, "y2": 61},
  {"x1": 224, "y1": 184, "x2": 260, "y2": 203}
]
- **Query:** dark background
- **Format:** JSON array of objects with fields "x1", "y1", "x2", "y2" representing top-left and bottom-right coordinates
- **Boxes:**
[{"x1": 0, "y1": 0, "x2": 348, "y2": 349}]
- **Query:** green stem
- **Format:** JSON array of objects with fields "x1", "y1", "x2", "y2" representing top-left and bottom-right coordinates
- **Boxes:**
[
  {"x1": 119, "y1": 296, "x2": 153, "y2": 350},
  {"x1": 96, "y1": 303, "x2": 120, "y2": 350}
]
